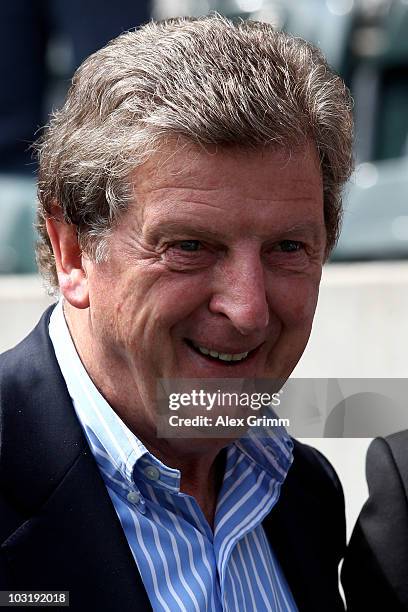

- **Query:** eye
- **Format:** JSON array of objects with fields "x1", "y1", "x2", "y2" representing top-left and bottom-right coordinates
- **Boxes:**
[
  {"x1": 163, "y1": 239, "x2": 214, "y2": 272},
  {"x1": 177, "y1": 240, "x2": 202, "y2": 252},
  {"x1": 278, "y1": 240, "x2": 303, "y2": 252}
]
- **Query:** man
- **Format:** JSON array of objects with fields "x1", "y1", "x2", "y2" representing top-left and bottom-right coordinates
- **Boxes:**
[
  {"x1": 342, "y1": 431, "x2": 408, "y2": 610},
  {"x1": 0, "y1": 15, "x2": 353, "y2": 611}
]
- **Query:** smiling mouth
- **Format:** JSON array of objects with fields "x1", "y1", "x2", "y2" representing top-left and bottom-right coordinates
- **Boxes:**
[{"x1": 186, "y1": 340, "x2": 258, "y2": 365}]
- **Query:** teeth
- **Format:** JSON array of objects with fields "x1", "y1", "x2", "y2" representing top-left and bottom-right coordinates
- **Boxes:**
[
  {"x1": 194, "y1": 344, "x2": 249, "y2": 362},
  {"x1": 232, "y1": 352, "x2": 248, "y2": 361}
]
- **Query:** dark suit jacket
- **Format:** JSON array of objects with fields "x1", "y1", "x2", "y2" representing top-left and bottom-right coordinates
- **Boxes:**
[
  {"x1": 342, "y1": 432, "x2": 408, "y2": 611},
  {"x1": 0, "y1": 307, "x2": 346, "y2": 611}
]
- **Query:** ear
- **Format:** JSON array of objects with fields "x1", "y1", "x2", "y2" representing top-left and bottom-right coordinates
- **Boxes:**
[{"x1": 46, "y1": 207, "x2": 90, "y2": 309}]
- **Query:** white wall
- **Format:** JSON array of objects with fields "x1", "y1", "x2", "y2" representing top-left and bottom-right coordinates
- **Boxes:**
[{"x1": 294, "y1": 261, "x2": 408, "y2": 378}]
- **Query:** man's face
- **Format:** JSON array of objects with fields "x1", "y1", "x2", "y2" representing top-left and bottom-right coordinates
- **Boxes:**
[{"x1": 82, "y1": 144, "x2": 326, "y2": 429}]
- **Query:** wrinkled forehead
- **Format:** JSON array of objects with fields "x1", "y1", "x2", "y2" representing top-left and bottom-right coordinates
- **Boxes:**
[{"x1": 116, "y1": 140, "x2": 325, "y2": 246}]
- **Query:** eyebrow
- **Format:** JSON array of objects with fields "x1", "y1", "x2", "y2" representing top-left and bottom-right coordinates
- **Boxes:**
[
  {"x1": 144, "y1": 219, "x2": 326, "y2": 244},
  {"x1": 144, "y1": 220, "x2": 229, "y2": 243},
  {"x1": 278, "y1": 222, "x2": 326, "y2": 240}
]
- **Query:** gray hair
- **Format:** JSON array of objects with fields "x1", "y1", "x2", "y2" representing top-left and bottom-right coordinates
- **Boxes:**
[{"x1": 36, "y1": 14, "x2": 353, "y2": 290}]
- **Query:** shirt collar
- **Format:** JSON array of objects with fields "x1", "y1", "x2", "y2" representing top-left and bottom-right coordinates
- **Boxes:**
[
  {"x1": 49, "y1": 299, "x2": 149, "y2": 484},
  {"x1": 49, "y1": 298, "x2": 293, "y2": 491}
]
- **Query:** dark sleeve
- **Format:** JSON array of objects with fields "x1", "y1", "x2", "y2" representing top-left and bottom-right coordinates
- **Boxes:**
[{"x1": 341, "y1": 434, "x2": 408, "y2": 611}]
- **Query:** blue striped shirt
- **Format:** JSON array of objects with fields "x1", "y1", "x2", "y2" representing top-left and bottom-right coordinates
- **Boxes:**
[{"x1": 49, "y1": 300, "x2": 298, "y2": 611}]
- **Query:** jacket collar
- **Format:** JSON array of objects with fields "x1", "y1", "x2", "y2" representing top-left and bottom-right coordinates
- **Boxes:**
[{"x1": 0, "y1": 306, "x2": 151, "y2": 610}]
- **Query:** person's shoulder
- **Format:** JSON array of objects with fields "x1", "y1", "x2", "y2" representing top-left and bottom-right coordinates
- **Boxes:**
[
  {"x1": 377, "y1": 429, "x2": 408, "y2": 459},
  {"x1": 0, "y1": 305, "x2": 56, "y2": 381},
  {"x1": 365, "y1": 430, "x2": 408, "y2": 493},
  {"x1": 342, "y1": 431, "x2": 408, "y2": 609},
  {"x1": 0, "y1": 305, "x2": 58, "y2": 460},
  {"x1": 346, "y1": 431, "x2": 408, "y2": 527},
  {"x1": 277, "y1": 438, "x2": 345, "y2": 535},
  {"x1": 0, "y1": 303, "x2": 85, "y2": 506},
  {"x1": 290, "y1": 438, "x2": 343, "y2": 495}
]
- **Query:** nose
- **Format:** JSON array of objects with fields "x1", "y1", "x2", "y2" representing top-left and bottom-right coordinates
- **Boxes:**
[{"x1": 209, "y1": 252, "x2": 269, "y2": 335}]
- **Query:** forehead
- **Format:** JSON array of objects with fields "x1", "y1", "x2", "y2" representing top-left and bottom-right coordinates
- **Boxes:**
[{"x1": 128, "y1": 143, "x2": 324, "y2": 237}]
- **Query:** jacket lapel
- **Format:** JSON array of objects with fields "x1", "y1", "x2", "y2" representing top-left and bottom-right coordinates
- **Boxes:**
[
  {"x1": 0, "y1": 306, "x2": 151, "y2": 611},
  {"x1": 2, "y1": 451, "x2": 151, "y2": 611},
  {"x1": 263, "y1": 441, "x2": 346, "y2": 612}
]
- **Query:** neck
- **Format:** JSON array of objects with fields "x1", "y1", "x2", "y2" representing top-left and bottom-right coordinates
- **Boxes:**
[{"x1": 136, "y1": 434, "x2": 227, "y2": 528}]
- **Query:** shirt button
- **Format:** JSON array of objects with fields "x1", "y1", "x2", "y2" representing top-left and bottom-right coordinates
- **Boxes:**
[
  {"x1": 144, "y1": 466, "x2": 160, "y2": 481},
  {"x1": 127, "y1": 491, "x2": 141, "y2": 504}
]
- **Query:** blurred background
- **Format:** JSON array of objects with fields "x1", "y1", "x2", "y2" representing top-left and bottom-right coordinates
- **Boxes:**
[{"x1": 1, "y1": 0, "x2": 407, "y2": 540}]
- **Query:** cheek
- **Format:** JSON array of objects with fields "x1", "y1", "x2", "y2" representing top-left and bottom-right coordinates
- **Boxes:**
[
  {"x1": 145, "y1": 271, "x2": 214, "y2": 324},
  {"x1": 268, "y1": 277, "x2": 320, "y2": 330},
  {"x1": 86, "y1": 265, "x2": 155, "y2": 348},
  {"x1": 104, "y1": 268, "x2": 214, "y2": 346}
]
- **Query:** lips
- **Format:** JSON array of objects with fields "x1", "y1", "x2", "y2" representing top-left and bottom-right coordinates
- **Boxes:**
[{"x1": 194, "y1": 342, "x2": 248, "y2": 362}]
